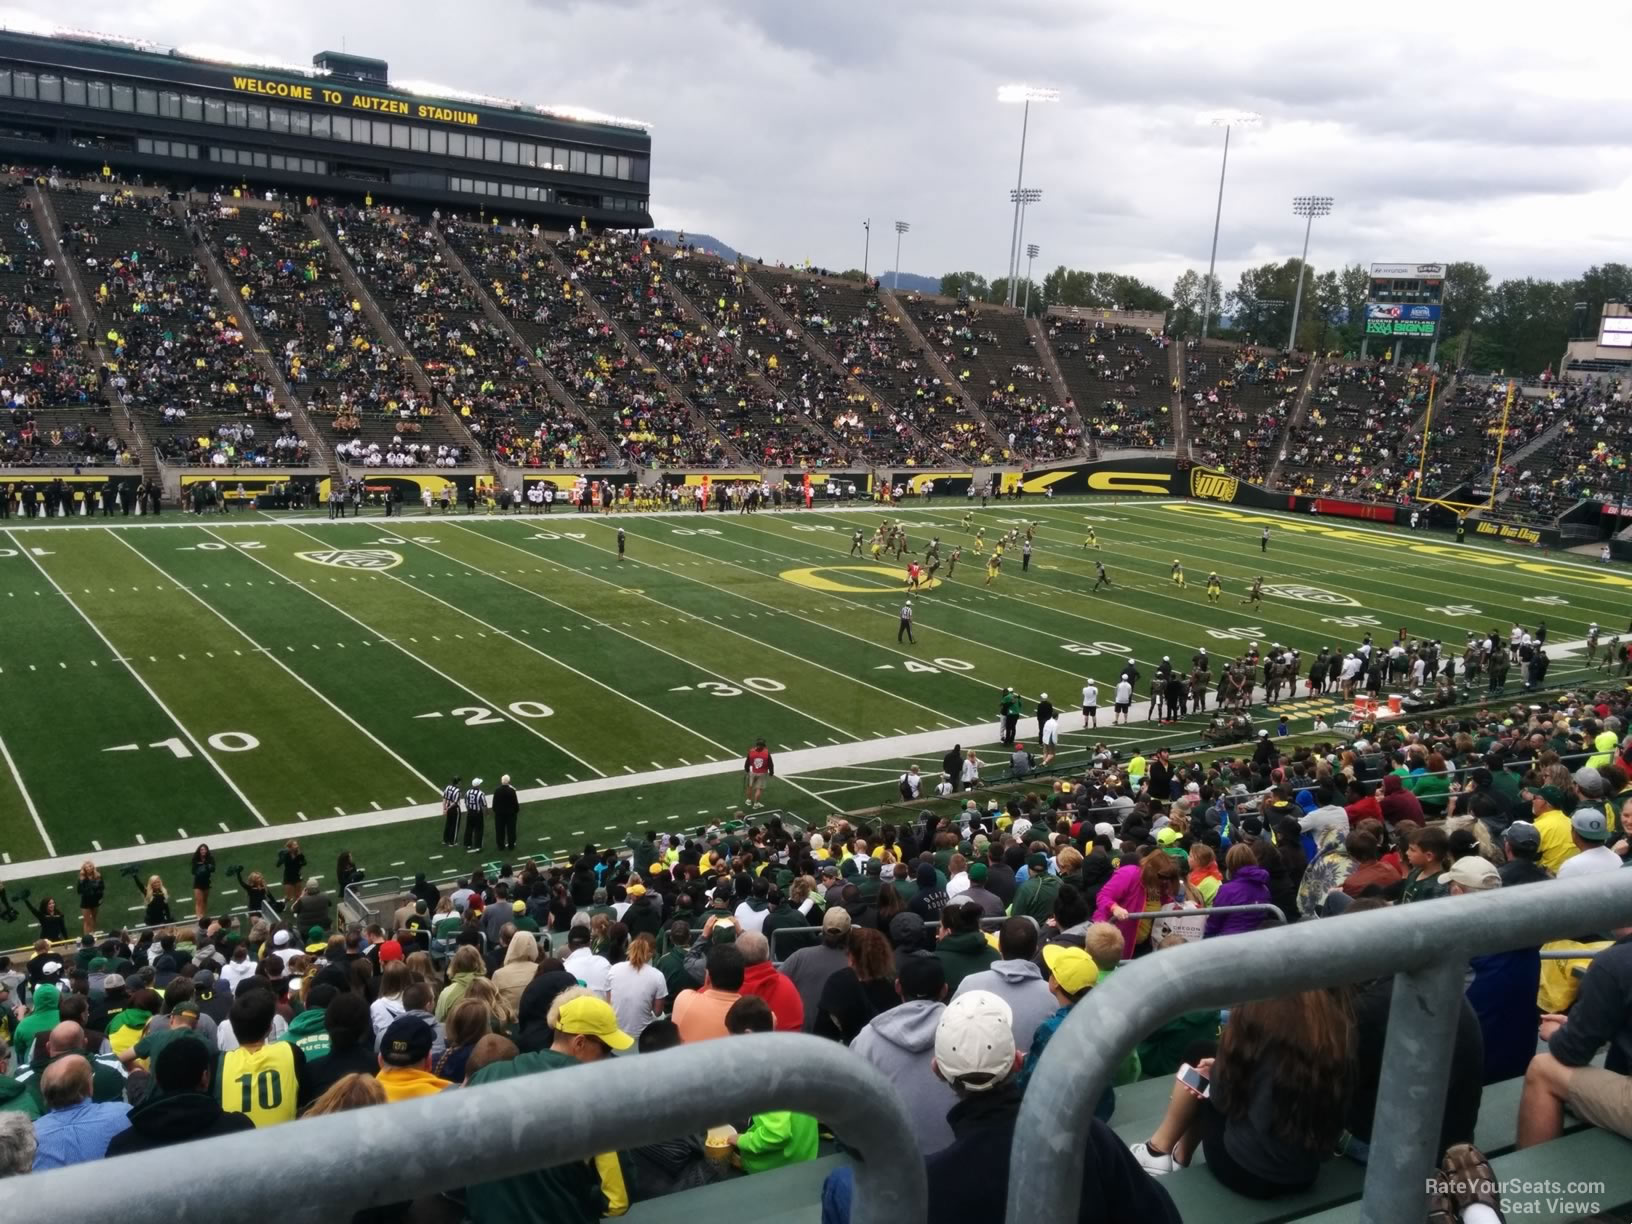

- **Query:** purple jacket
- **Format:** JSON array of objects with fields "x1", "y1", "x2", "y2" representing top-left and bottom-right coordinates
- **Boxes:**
[{"x1": 1204, "y1": 865, "x2": 1271, "y2": 938}]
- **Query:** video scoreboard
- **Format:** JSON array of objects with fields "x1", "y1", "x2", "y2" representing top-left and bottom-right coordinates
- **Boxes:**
[{"x1": 1365, "y1": 262, "x2": 1444, "y2": 340}]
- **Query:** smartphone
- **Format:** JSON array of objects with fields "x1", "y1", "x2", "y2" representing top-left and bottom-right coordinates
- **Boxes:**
[{"x1": 1176, "y1": 1062, "x2": 1210, "y2": 1098}]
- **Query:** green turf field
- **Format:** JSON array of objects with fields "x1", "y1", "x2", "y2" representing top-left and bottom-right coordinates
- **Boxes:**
[{"x1": 0, "y1": 495, "x2": 1621, "y2": 943}]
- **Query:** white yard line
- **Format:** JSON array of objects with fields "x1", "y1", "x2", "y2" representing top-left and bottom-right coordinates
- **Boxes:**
[
  {"x1": 7, "y1": 528, "x2": 266, "y2": 827},
  {"x1": 204, "y1": 525, "x2": 604, "y2": 778},
  {"x1": 0, "y1": 731, "x2": 54, "y2": 856},
  {"x1": 111, "y1": 532, "x2": 440, "y2": 796}
]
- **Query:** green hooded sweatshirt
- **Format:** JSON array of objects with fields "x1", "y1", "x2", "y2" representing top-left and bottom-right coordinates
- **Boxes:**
[
  {"x1": 280, "y1": 1007, "x2": 331, "y2": 1059},
  {"x1": 434, "y1": 970, "x2": 480, "y2": 1023},
  {"x1": 935, "y1": 930, "x2": 999, "y2": 993},
  {"x1": 1010, "y1": 873, "x2": 1062, "y2": 925},
  {"x1": 12, "y1": 984, "x2": 59, "y2": 1052},
  {"x1": 465, "y1": 1051, "x2": 606, "y2": 1224},
  {"x1": 0, "y1": 1075, "x2": 40, "y2": 1120},
  {"x1": 22, "y1": 1050, "x2": 126, "y2": 1113}
]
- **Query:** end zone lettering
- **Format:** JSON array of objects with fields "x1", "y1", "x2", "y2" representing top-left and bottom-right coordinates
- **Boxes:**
[{"x1": 1476, "y1": 520, "x2": 1542, "y2": 545}]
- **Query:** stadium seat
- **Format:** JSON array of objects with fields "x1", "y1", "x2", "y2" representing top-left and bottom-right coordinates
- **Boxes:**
[{"x1": 1043, "y1": 316, "x2": 1171, "y2": 451}]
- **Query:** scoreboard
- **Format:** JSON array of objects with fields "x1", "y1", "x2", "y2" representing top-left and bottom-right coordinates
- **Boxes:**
[{"x1": 1364, "y1": 262, "x2": 1444, "y2": 356}]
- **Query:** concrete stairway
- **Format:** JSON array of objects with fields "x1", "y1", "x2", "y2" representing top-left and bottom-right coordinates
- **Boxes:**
[
  {"x1": 1028, "y1": 314, "x2": 1088, "y2": 455},
  {"x1": 1264, "y1": 356, "x2": 1324, "y2": 488}
]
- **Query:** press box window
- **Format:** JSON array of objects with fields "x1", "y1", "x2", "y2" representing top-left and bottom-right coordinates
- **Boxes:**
[
  {"x1": 181, "y1": 96, "x2": 203, "y2": 122},
  {"x1": 291, "y1": 111, "x2": 309, "y2": 137},
  {"x1": 112, "y1": 84, "x2": 133, "y2": 112},
  {"x1": 391, "y1": 123, "x2": 409, "y2": 150},
  {"x1": 484, "y1": 136, "x2": 500, "y2": 161},
  {"x1": 269, "y1": 107, "x2": 290, "y2": 134},
  {"x1": 0, "y1": 71, "x2": 10, "y2": 97},
  {"x1": 329, "y1": 115, "x2": 349, "y2": 141},
  {"x1": 160, "y1": 93, "x2": 181, "y2": 119},
  {"x1": 86, "y1": 80, "x2": 109, "y2": 108},
  {"x1": 207, "y1": 99, "x2": 227, "y2": 125},
  {"x1": 311, "y1": 113, "x2": 329, "y2": 139},
  {"x1": 248, "y1": 104, "x2": 267, "y2": 130},
  {"x1": 37, "y1": 75, "x2": 60, "y2": 104},
  {"x1": 64, "y1": 78, "x2": 87, "y2": 107},
  {"x1": 13, "y1": 72, "x2": 35, "y2": 99},
  {"x1": 501, "y1": 139, "x2": 518, "y2": 164},
  {"x1": 569, "y1": 148, "x2": 586, "y2": 174},
  {"x1": 372, "y1": 120, "x2": 391, "y2": 147},
  {"x1": 137, "y1": 88, "x2": 157, "y2": 116},
  {"x1": 410, "y1": 126, "x2": 429, "y2": 152},
  {"x1": 429, "y1": 129, "x2": 446, "y2": 155},
  {"x1": 447, "y1": 132, "x2": 465, "y2": 157}
]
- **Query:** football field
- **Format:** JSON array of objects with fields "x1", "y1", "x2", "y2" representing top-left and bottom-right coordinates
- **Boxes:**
[{"x1": 0, "y1": 495, "x2": 1621, "y2": 941}]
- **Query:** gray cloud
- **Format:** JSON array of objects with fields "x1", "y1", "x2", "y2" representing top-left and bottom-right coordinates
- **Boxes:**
[{"x1": 2, "y1": 0, "x2": 1624, "y2": 293}]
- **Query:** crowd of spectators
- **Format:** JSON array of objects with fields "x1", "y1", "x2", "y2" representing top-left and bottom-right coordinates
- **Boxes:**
[
  {"x1": 672, "y1": 254, "x2": 922, "y2": 464},
  {"x1": 4, "y1": 682, "x2": 1628, "y2": 1219},
  {"x1": 54, "y1": 188, "x2": 274, "y2": 430},
  {"x1": 326, "y1": 206, "x2": 552, "y2": 461},
  {"x1": 153, "y1": 417, "x2": 308, "y2": 467},
  {"x1": 0, "y1": 184, "x2": 113, "y2": 467},
  {"x1": 903, "y1": 295, "x2": 1082, "y2": 461},
  {"x1": 1184, "y1": 345, "x2": 1302, "y2": 484},
  {"x1": 1045, "y1": 318, "x2": 1171, "y2": 450},
  {"x1": 1502, "y1": 384, "x2": 1631, "y2": 523},
  {"x1": 192, "y1": 201, "x2": 432, "y2": 463},
  {"x1": 750, "y1": 266, "x2": 988, "y2": 463},
  {"x1": 1274, "y1": 362, "x2": 1429, "y2": 500}
]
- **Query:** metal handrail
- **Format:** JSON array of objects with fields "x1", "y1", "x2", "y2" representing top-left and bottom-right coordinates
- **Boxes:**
[
  {"x1": 1009, "y1": 872, "x2": 1632, "y2": 1224},
  {"x1": 26, "y1": 1032, "x2": 926, "y2": 1224},
  {"x1": 978, "y1": 902, "x2": 1287, "y2": 931}
]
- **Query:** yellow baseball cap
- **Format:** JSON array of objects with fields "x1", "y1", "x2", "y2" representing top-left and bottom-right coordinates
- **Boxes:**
[
  {"x1": 556, "y1": 996, "x2": 633, "y2": 1050},
  {"x1": 1042, "y1": 944, "x2": 1098, "y2": 995}
]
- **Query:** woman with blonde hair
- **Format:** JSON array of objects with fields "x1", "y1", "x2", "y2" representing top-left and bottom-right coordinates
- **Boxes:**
[
  {"x1": 277, "y1": 839, "x2": 306, "y2": 907},
  {"x1": 404, "y1": 948, "x2": 440, "y2": 992},
  {"x1": 301, "y1": 1071, "x2": 386, "y2": 1118},
  {"x1": 141, "y1": 874, "x2": 172, "y2": 927},
  {"x1": 76, "y1": 861, "x2": 104, "y2": 937},
  {"x1": 435, "y1": 945, "x2": 486, "y2": 1022},
  {"x1": 464, "y1": 975, "x2": 517, "y2": 1032},
  {"x1": 607, "y1": 932, "x2": 667, "y2": 1041},
  {"x1": 491, "y1": 930, "x2": 539, "y2": 1013}
]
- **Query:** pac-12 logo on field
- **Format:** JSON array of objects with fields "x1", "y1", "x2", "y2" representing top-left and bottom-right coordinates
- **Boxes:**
[
  {"x1": 1261, "y1": 583, "x2": 1356, "y2": 606},
  {"x1": 295, "y1": 549, "x2": 403, "y2": 571},
  {"x1": 1188, "y1": 468, "x2": 1239, "y2": 503}
]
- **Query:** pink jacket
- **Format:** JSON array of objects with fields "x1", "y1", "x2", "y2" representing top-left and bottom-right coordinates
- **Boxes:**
[{"x1": 1092, "y1": 863, "x2": 1149, "y2": 960}]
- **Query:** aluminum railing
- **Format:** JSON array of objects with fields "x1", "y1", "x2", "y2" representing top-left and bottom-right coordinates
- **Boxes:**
[
  {"x1": 1009, "y1": 871, "x2": 1632, "y2": 1224},
  {"x1": 27, "y1": 1032, "x2": 925, "y2": 1224}
]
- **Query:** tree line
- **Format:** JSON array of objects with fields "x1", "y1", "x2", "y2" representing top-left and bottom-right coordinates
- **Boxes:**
[{"x1": 905, "y1": 261, "x2": 1632, "y2": 375}]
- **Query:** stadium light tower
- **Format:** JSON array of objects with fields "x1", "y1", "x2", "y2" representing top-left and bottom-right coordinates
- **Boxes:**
[
  {"x1": 1023, "y1": 243, "x2": 1040, "y2": 314},
  {"x1": 863, "y1": 218, "x2": 871, "y2": 280},
  {"x1": 998, "y1": 84, "x2": 1060, "y2": 307},
  {"x1": 1011, "y1": 187, "x2": 1042, "y2": 306},
  {"x1": 1197, "y1": 111, "x2": 1260, "y2": 340},
  {"x1": 1286, "y1": 195, "x2": 1333, "y2": 352},
  {"x1": 892, "y1": 220, "x2": 910, "y2": 291}
]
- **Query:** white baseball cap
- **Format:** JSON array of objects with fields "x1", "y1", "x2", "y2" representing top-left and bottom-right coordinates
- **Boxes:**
[
  {"x1": 471, "y1": 778, "x2": 483, "y2": 787},
  {"x1": 934, "y1": 990, "x2": 1016, "y2": 1092}
]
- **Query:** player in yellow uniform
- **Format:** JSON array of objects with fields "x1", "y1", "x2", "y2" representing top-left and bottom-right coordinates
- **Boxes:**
[
  {"x1": 1205, "y1": 571, "x2": 1222, "y2": 603},
  {"x1": 1171, "y1": 559, "x2": 1185, "y2": 589},
  {"x1": 1084, "y1": 525, "x2": 1100, "y2": 551},
  {"x1": 961, "y1": 511, "x2": 974, "y2": 532},
  {"x1": 973, "y1": 529, "x2": 986, "y2": 555},
  {"x1": 985, "y1": 551, "x2": 1002, "y2": 586}
]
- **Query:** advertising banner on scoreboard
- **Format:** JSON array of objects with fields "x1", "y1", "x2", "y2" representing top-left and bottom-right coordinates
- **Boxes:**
[
  {"x1": 1365, "y1": 302, "x2": 1441, "y2": 337},
  {"x1": 1370, "y1": 262, "x2": 1446, "y2": 278}
]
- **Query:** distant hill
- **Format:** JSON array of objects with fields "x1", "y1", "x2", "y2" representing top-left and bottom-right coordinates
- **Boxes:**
[
  {"x1": 647, "y1": 230, "x2": 943, "y2": 295},
  {"x1": 647, "y1": 230, "x2": 738, "y2": 261}
]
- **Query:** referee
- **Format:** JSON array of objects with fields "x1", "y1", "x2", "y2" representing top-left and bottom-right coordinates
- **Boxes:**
[
  {"x1": 463, "y1": 779, "x2": 486, "y2": 851},
  {"x1": 441, "y1": 776, "x2": 462, "y2": 846},
  {"x1": 898, "y1": 599, "x2": 915, "y2": 644}
]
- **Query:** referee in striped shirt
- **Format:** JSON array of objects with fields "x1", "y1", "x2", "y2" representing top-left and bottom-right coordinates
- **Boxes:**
[
  {"x1": 441, "y1": 776, "x2": 462, "y2": 846},
  {"x1": 463, "y1": 779, "x2": 486, "y2": 851}
]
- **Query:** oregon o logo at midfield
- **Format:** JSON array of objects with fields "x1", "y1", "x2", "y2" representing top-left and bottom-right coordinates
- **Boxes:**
[
  {"x1": 296, "y1": 549, "x2": 403, "y2": 571},
  {"x1": 780, "y1": 565, "x2": 941, "y2": 594}
]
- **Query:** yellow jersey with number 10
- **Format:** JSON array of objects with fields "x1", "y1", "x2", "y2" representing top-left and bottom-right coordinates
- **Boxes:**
[{"x1": 220, "y1": 1040, "x2": 298, "y2": 1126}]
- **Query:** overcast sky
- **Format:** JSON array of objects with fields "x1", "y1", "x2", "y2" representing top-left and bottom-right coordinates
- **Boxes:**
[{"x1": 6, "y1": 0, "x2": 1629, "y2": 295}]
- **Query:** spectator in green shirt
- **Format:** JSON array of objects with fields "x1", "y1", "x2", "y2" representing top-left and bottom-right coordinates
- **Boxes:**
[{"x1": 724, "y1": 996, "x2": 819, "y2": 1172}]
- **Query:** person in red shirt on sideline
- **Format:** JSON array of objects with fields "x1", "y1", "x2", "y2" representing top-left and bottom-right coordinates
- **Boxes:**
[
  {"x1": 735, "y1": 931, "x2": 804, "y2": 1031},
  {"x1": 745, "y1": 738, "x2": 774, "y2": 807}
]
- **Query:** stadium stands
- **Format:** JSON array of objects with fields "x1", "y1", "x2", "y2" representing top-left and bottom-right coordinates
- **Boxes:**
[
  {"x1": 53, "y1": 186, "x2": 281, "y2": 469},
  {"x1": 1503, "y1": 384, "x2": 1631, "y2": 522},
  {"x1": 1273, "y1": 362, "x2": 1429, "y2": 499},
  {"x1": 0, "y1": 185, "x2": 122, "y2": 468},
  {"x1": 670, "y1": 254, "x2": 924, "y2": 464},
  {"x1": 748, "y1": 266, "x2": 990, "y2": 462},
  {"x1": 1043, "y1": 316, "x2": 1171, "y2": 450},
  {"x1": 323, "y1": 206, "x2": 555, "y2": 463},
  {"x1": 900, "y1": 293, "x2": 1083, "y2": 460},
  {"x1": 194, "y1": 202, "x2": 455, "y2": 468},
  {"x1": 1182, "y1": 344, "x2": 1303, "y2": 484}
]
